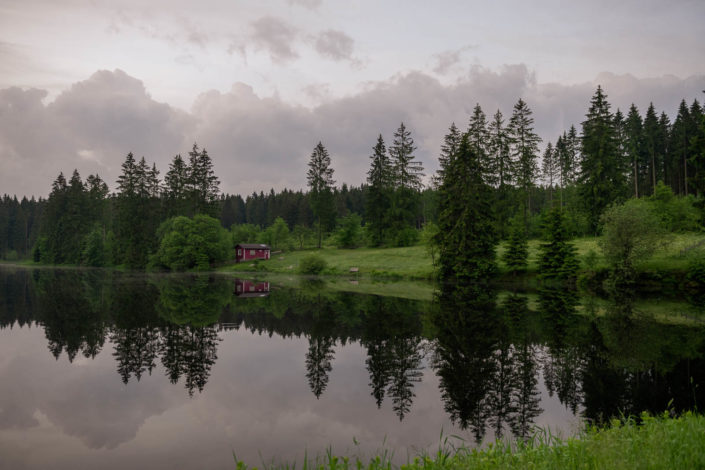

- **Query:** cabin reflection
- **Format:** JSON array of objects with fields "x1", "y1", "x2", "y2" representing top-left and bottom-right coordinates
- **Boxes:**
[{"x1": 234, "y1": 279, "x2": 270, "y2": 298}]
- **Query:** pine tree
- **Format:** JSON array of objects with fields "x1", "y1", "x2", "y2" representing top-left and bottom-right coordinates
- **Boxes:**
[
  {"x1": 643, "y1": 103, "x2": 661, "y2": 194},
  {"x1": 579, "y1": 86, "x2": 624, "y2": 233},
  {"x1": 541, "y1": 142, "x2": 558, "y2": 204},
  {"x1": 467, "y1": 104, "x2": 493, "y2": 185},
  {"x1": 688, "y1": 99, "x2": 704, "y2": 197},
  {"x1": 307, "y1": 142, "x2": 336, "y2": 248},
  {"x1": 186, "y1": 143, "x2": 220, "y2": 216},
  {"x1": 507, "y1": 99, "x2": 541, "y2": 229},
  {"x1": 164, "y1": 154, "x2": 189, "y2": 215},
  {"x1": 538, "y1": 208, "x2": 579, "y2": 280},
  {"x1": 625, "y1": 104, "x2": 644, "y2": 198},
  {"x1": 502, "y1": 222, "x2": 528, "y2": 276},
  {"x1": 436, "y1": 134, "x2": 497, "y2": 282},
  {"x1": 389, "y1": 122, "x2": 424, "y2": 192},
  {"x1": 366, "y1": 135, "x2": 392, "y2": 246},
  {"x1": 388, "y1": 123, "x2": 424, "y2": 242},
  {"x1": 435, "y1": 123, "x2": 462, "y2": 187},
  {"x1": 669, "y1": 100, "x2": 690, "y2": 195},
  {"x1": 488, "y1": 110, "x2": 513, "y2": 237}
]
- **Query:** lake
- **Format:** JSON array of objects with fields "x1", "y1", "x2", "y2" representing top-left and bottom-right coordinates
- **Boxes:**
[{"x1": 0, "y1": 266, "x2": 703, "y2": 469}]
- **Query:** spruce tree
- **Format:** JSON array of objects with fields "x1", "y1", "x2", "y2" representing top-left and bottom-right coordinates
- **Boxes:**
[
  {"x1": 164, "y1": 154, "x2": 189, "y2": 215},
  {"x1": 538, "y1": 207, "x2": 579, "y2": 280},
  {"x1": 579, "y1": 86, "x2": 624, "y2": 233},
  {"x1": 488, "y1": 110, "x2": 513, "y2": 237},
  {"x1": 502, "y1": 222, "x2": 528, "y2": 276},
  {"x1": 436, "y1": 134, "x2": 497, "y2": 282},
  {"x1": 366, "y1": 135, "x2": 392, "y2": 246},
  {"x1": 643, "y1": 103, "x2": 661, "y2": 194},
  {"x1": 435, "y1": 122, "x2": 462, "y2": 187},
  {"x1": 669, "y1": 100, "x2": 690, "y2": 195},
  {"x1": 388, "y1": 122, "x2": 424, "y2": 243},
  {"x1": 307, "y1": 142, "x2": 336, "y2": 248},
  {"x1": 389, "y1": 122, "x2": 424, "y2": 192},
  {"x1": 467, "y1": 104, "x2": 493, "y2": 185},
  {"x1": 625, "y1": 104, "x2": 644, "y2": 198},
  {"x1": 507, "y1": 99, "x2": 541, "y2": 230},
  {"x1": 541, "y1": 142, "x2": 558, "y2": 204}
]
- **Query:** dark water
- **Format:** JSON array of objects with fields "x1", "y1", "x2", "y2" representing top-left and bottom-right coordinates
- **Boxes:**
[{"x1": 0, "y1": 267, "x2": 704, "y2": 470}]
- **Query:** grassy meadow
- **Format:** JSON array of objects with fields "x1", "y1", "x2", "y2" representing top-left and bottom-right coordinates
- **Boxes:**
[{"x1": 220, "y1": 232, "x2": 705, "y2": 280}]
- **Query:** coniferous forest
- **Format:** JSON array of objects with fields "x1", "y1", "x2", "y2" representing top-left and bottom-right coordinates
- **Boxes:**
[{"x1": 1, "y1": 87, "x2": 704, "y2": 277}]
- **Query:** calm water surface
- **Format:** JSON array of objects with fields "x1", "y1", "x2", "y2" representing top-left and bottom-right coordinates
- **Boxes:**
[{"x1": 0, "y1": 267, "x2": 703, "y2": 469}]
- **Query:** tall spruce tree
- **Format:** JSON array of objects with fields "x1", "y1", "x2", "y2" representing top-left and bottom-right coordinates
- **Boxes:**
[
  {"x1": 186, "y1": 144, "x2": 220, "y2": 216},
  {"x1": 643, "y1": 103, "x2": 661, "y2": 194},
  {"x1": 164, "y1": 154, "x2": 189, "y2": 216},
  {"x1": 307, "y1": 142, "x2": 336, "y2": 248},
  {"x1": 366, "y1": 134, "x2": 392, "y2": 246},
  {"x1": 435, "y1": 123, "x2": 462, "y2": 188},
  {"x1": 488, "y1": 110, "x2": 513, "y2": 237},
  {"x1": 388, "y1": 122, "x2": 424, "y2": 242},
  {"x1": 436, "y1": 134, "x2": 497, "y2": 282},
  {"x1": 467, "y1": 104, "x2": 493, "y2": 185},
  {"x1": 579, "y1": 86, "x2": 624, "y2": 233},
  {"x1": 625, "y1": 104, "x2": 644, "y2": 198},
  {"x1": 542, "y1": 142, "x2": 558, "y2": 204},
  {"x1": 507, "y1": 99, "x2": 541, "y2": 229},
  {"x1": 669, "y1": 100, "x2": 690, "y2": 195}
]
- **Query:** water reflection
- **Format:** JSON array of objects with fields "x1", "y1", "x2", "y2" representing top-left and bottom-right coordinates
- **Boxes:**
[{"x1": 1, "y1": 266, "x2": 704, "y2": 454}]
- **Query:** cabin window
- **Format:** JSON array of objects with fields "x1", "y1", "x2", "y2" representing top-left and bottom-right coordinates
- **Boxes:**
[
  {"x1": 237, "y1": 249, "x2": 241, "y2": 256},
  {"x1": 250, "y1": 249, "x2": 255, "y2": 255}
]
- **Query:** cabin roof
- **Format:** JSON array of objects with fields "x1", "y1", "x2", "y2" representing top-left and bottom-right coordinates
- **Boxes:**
[{"x1": 236, "y1": 243, "x2": 271, "y2": 250}]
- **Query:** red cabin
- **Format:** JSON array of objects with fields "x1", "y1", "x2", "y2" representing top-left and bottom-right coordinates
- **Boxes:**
[{"x1": 235, "y1": 243, "x2": 271, "y2": 263}]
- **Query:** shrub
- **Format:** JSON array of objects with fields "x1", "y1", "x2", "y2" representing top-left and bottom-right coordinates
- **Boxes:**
[
  {"x1": 335, "y1": 213, "x2": 363, "y2": 248},
  {"x1": 152, "y1": 214, "x2": 231, "y2": 271},
  {"x1": 298, "y1": 254, "x2": 327, "y2": 275}
]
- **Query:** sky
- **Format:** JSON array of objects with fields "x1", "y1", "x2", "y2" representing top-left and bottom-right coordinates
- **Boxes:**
[{"x1": 1, "y1": 0, "x2": 704, "y2": 198}]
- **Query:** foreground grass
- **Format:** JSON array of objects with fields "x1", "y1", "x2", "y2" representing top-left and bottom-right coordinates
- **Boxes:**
[
  {"x1": 234, "y1": 413, "x2": 705, "y2": 470},
  {"x1": 219, "y1": 232, "x2": 705, "y2": 280}
]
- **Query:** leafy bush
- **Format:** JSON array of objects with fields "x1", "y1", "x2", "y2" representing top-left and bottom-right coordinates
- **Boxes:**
[
  {"x1": 335, "y1": 213, "x2": 363, "y2": 248},
  {"x1": 649, "y1": 182, "x2": 700, "y2": 232},
  {"x1": 152, "y1": 214, "x2": 231, "y2": 271},
  {"x1": 392, "y1": 227, "x2": 419, "y2": 247},
  {"x1": 298, "y1": 254, "x2": 327, "y2": 275},
  {"x1": 82, "y1": 226, "x2": 105, "y2": 267},
  {"x1": 600, "y1": 199, "x2": 669, "y2": 273}
]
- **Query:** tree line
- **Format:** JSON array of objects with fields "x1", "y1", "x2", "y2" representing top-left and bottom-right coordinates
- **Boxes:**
[{"x1": 0, "y1": 86, "x2": 703, "y2": 272}]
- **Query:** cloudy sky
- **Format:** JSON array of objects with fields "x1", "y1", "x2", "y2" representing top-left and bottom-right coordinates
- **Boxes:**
[{"x1": 1, "y1": 0, "x2": 704, "y2": 198}]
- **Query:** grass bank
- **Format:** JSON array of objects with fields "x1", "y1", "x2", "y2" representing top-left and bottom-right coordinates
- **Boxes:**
[
  {"x1": 219, "y1": 232, "x2": 705, "y2": 281},
  {"x1": 233, "y1": 413, "x2": 705, "y2": 470}
]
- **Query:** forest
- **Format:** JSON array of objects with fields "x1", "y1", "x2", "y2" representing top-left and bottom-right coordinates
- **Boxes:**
[{"x1": 0, "y1": 86, "x2": 703, "y2": 278}]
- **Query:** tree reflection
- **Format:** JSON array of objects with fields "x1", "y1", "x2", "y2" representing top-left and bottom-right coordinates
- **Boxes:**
[
  {"x1": 306, "y1": 335, "x2": 335, "y2": 399},
  {"x1": 432, "y1": 283, "x2": 499, "y2": 442}
]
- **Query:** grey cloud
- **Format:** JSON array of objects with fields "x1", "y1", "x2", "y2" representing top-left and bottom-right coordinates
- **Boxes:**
[
  {"x1": 250, "y1": 16, "x2": 299, "y2": 63},
  {"x1": 0, "y1": 69, "x2": 192, "y2": 198},
  {"x1": 1, "y1": 68, "x2": 703, "y2": 199},
  {"x1": 314, "y1": 30, "x2": 355, "y2": 62},
  {"x1": 432, "y1": 46, "x2": 475, "y2": 75}
]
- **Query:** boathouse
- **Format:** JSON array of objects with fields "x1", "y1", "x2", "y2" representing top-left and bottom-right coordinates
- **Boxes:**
[{"x1": 235, "y1": 243, "x2": 271, "y2": 263}]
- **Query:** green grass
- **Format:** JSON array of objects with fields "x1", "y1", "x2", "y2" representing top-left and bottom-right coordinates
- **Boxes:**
[
  {"x1": 219, "y1": 232, "x2": 705, "y2": 281},
  {"x1": 220, "y1": 245, "x2": 435, "y2": 280},
  {"x1": 233, "y1": 413, "x2": 705, "y2": 470}
]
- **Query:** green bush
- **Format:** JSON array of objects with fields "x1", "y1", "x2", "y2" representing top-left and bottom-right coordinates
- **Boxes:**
[
  {"x1": 650, "y1": 182, "x2": 701, "y2": 232},
  {"x1": 392, "y1": 227, "x2": 419, "y2": 247},
  {"x1": 298, "y1": 254, "x2": 327, "y2": 275},
  {"x1": 152, "y1": 214, "x2": 231, "y2": 271},
  {"x1": 335, "y1": 213, "x2": 363, "y2": 248}
]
